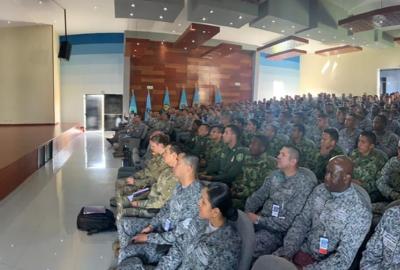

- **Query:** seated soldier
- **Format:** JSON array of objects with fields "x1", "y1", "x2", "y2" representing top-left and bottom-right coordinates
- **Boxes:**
[
  {"x1": 373, "y1": 114, "x2": 399, "y2": 158},
  {"x1": 360, "y1": 204, "x2": 400, "y2": 269},
  {"x1": 242, "y1": 119, "x2": 260, "y2": 147},
  {"x1": 116, "y1": 154, "x2": 202, "y2": 264},
  {"x1": 200, "y1": 125, "x2": 225, "y2": 169},
  {"x1": 338, "y1": 112, "x2": 361, "y2": 155},
  {"x1": 118, "y1": 183, "x2": 241, "y2": 270},
  {"x1": 290, "y1": 124, "x2": 317, "y2": 169},
  {"x1": 231, "y1": 135, "x2": 276, "y2": 209},
  {"x1": 377, "y1": 139, "x2": 400, "y2": 202},
  {"x1": 116, "y1": 143, "x2": 182, "y2": 220},
  {"x1": 199, "y1": 125, "x2": 246, "y2": 186},
  {"x1": 313, "y1": 128, "x2": 344, "y2": 181},
  {"x1": 187, "y1": 123, "x2": 209, "y2": 158},
  {"x1": 264, "y1": 124, "x2": 288, "y2": 157},
  {"x1": 270, "y1": 156, "x2": 372, "y2": 270},
  {"x1": 277, "y1": 111, "x2": 292, "y2": 136},
  {"x1": 351, "y1": 131, "x2": 387, "y2": 202},
  {"x1": 112, "y1": 115, "x2": 147, "y2": 157},
  {"x1": 308, "y1": 113, "x2": 330, "y2": 146},
  {"x1": 112, "y1": 134, "x2": 170, "y2": 206},
  {"x1": 245, "y1": 146, "x2": 317, "y2": 257}
]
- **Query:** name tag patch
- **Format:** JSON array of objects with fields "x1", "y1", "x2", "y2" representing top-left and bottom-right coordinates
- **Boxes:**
[
  {"x1": 319, "y1": 237, "x2": 329, "y2": 255},
  {"x1": 272, "y1": 204, "x2": 280, "y2": 217}
]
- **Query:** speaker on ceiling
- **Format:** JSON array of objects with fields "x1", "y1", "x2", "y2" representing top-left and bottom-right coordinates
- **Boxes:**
[{"x1": 58, "y1": 41, "x2": 72, "y2": 60}]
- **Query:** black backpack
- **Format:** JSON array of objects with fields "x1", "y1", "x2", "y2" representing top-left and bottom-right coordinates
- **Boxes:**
[
  {"x1": 77, "y1": 207, "x2": 117, "y2": 235},
  {"x1": 122, "y1": 145, "x2": 133, "y2": 167}
]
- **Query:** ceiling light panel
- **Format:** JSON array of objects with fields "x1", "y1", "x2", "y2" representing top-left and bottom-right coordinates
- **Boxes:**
[
  {"x1": 114, "y1": 0, "x2": 184, "y2": 23},
  {"x1": 250, "y1": 0, "x2": 310, "y2": 34},
  {"x1": 187, "y1": 0, "x2": 258, "y2": 28},
  {"x1": 257, "y1": 36, "x2": 308, "y2": 54},
  {"x1": 267, "y1": 49, "x2": 307, "y2": 61}
]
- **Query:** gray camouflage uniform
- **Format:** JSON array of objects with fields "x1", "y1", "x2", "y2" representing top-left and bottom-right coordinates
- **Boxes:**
[
  {"x1": 376, "y1": 156, "x2": 400, "y2": 201},
  {"x1": 245, "y1": 169, "x2": 317, "y2": 257},
  {"x1": 361, "y1": 205, "x2": 400, "y2": 270},
  {"x1": 338, "y1": 128, "x2": 361, "y2": 155},
  {"x1": 374, "y1": 130, "x2": 399, "y2": 158},
  {"x1": 274, "y1": 184, "x2": 372, "y2": 270},
  {"x1": 117, "y1": 181, "x2": 202, "y2": 263}
]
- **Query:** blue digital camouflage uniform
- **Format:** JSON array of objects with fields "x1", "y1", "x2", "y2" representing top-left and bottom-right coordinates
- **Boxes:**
[
  {"x1": 245, "y1": 168, "x2": 317, "y2": 257},
  {"x1": 274, "y1": 184, "x2": 372, "y2": 270},
  {"x1": 374, "y1": 130, "x2": 399, "y2": 158},
  {"x1": 376, "y1": 156, "x2": 400, "y2": 201},
  {"x1": 338, "y1": 128, "x2": 361, "y2": 155},
  {"x1": 360, "y1": 205, "x2": 400, "y2": 270}
]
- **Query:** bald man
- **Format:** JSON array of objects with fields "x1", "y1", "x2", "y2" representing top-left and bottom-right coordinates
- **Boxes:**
[{"x1": 267, "y1": 155, "x2": 372, "y2": 270}]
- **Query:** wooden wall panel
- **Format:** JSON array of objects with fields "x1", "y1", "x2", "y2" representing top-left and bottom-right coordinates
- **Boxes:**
[{"x1": 127, "y1": 38, "x2": 254, "y2": 113}]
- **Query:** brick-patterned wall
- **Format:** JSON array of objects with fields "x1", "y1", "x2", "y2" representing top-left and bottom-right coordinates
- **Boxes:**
[{"x1": 126, "y1": 38, "x2": 254, "y2": 113}]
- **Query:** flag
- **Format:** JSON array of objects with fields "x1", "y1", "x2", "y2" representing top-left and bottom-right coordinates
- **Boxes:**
[
  {"x1": 215, "y1": 87, "x2": 222, "y2": 104},
  {"x1": 179, "y1": 88, "x2": 188, "y2": 109},
  {"x1": 144, "y1": 90, "x2": 152, "y2": 121},
  {"x1": 129, "y1": 90, "x2": 137, "y2": 114},
  {"x1": 163, "y1": 88, "x2": 170, "y2": 110},
  {"x1": 192, "y1": 87, "x2": 200, "y2": 106}
]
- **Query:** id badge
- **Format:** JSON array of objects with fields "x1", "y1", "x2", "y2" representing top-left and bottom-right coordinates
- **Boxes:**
[
  {"x1": 319, "y1": 237, "x2": 329, "y2": 255},
  {"x1": 163, "y1": 219, "x2": 171, "y2": 232},
  {"x1": 272, "y1": 204, "x2": 280, "y2": 217}
]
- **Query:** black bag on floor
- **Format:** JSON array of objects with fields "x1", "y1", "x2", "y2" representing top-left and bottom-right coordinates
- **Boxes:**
[
  {"x1": 77, "y1": 206, "x2": 117, "y2": 235},
  {"x1": 122, "y1": 145, "x2": 133, "y2": 167}
]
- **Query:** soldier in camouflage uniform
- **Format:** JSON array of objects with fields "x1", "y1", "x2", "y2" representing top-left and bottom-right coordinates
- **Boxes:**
[
  {"x1": 277, "y1": 111, "x2": 293, "y2": 137},
  {"x1": 351, "y1": 131, "x2": 387, "y2": 202},
  {"x1": 200, "y1": 125, "x2": 247, "y2": 186},
  {"x1": 338, "y1": 113, "x2": 361, "y2": 155},
  {"x1": 201, "y1": 125, "x2": 225, "y2": 169},
  {"x1": 116, "y1": 154, "x2": 202, "y2": 265},
  {"x1": 114, "y1": 134, "x2": 170, "y2": 198},
  {"x1": 373, "y1": 114, "x2": 399, "y2": 157},
  {"x1": 264, "y1": 124, "x2": 288, "y2": 158},
  {"x1": 245, "y1": 146, "x2": 317, "y2": 257},
  {"x1": 307, "y1": 113, "x2": 329, "y2": 146},
  {"x1": 376, "y1": 140, "x2": 400, "y2": 202},
  {"x1": 290, "y1": 124, "x2": 318, "y2": 169},
  {"x1": 360, "y1": 205, "x2": 400, "y2": 270},
  {"x1": 232, "y1": 135, "x2": 277, "y2": 209},
  {"x1": 116, "y1": 144, "x2": 183, "y2": 219},
  {"x1": 149, "y1": 112, "x2": 171, "y2": 135},
  {"x1": 313, "y1": 128, "x2": 344, "y2": 181},
  {"x1": 187, "y1": 123, "x2": 209, "y2": 158},
  {"x1": 242, "y1": 119, "x2": 260, "y2": 147},
  {"x1": 271, "y1": 156, "x2": 372, "y2": 270}
]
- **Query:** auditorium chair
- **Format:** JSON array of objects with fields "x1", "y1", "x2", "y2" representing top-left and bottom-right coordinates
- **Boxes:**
[{"x1": 235, "y1": 210, "x2": 256, "y2": 270}]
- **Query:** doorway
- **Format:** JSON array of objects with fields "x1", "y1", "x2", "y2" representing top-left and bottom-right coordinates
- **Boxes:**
[
  {"x1": 84, "y1": 95, "x2": 104, "y2": 131},
  {"x1": 379, "y1": 68, "x2": 400, "y2": 95}
]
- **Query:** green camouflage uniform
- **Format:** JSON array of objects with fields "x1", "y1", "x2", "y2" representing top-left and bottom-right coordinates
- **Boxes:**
[
  {"x1": 291, "y1": 138, "x2": 318, "y2": 169},
  {"x1": 206, "y1": 144, "x2": 247, "y2": 186},
  {"x1": 266, "y1": 134, "x2": 288, "y2": 158},
  {"x1": 313, "y1": 146, "x2": 344, "y2": 181},
  {"x1": 231, "y1": 152, "x2": 277, "y2": 209},
  {"x1": 204, "y1": 140, "x2": 226, "y2": 167},
  {"x1": 351, "y1": 149, "x2": 387, "y2": 202},
  {"x1": 189, "y1": 135, "x2": 209, "y2": 158},
  {"x1": 376, "y1": 156, "x2": 400, "y2": 201},
  {"x1": 242, "y1": 131, "x2": 256, "y2": 147}
]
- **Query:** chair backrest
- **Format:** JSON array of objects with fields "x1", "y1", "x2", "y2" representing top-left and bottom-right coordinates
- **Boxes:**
[
  {"x1": 384, "y1": 199, "x2": 400, "y2": 211},
  {"x1": 234, "y1": 210, "x2": 256, "y2": 270},
  {"x1": 251, "y1": 255, "x2": 297, "y2": 270},
  {"x1": 141, "y1": 125, "x2": 149, "y2": 140},
  {"x1": 298, "y1": 167, "x2": 318, "y2": 186},
  {"x1": 353, "y1": 183, "x2": 372, "y2": 210}
]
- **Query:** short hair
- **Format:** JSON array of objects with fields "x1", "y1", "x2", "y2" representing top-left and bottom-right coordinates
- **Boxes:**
[
  {"x1": 318, "y1": 112, "x2": 328, "y2": 119},
  {"x1": 252, "y1": 135, "x2": 268, "y2": 150},
  {"x1": 360, "y1": 130, "x2": 377, "y2": 145},
  {"x1": 193, "y1": 119, "x2": 202, "y2": 127},
  {"x1": 150, "y1": 133, "x2": 170, "y2": 146},
  {"x1": 200, "y1": 123, "x2": 210, "y2": 131},
  {"x1": 266, "y1": 124, "x2": 278, "y2": 133},
  {"x1": 323, "y1": 128, "x2": 339, "y2": 142},
  {"x1": 282, "y1": 144, "x2": 300, "y2": 165},
  {"x1": 374, "y1": 114, "x2": 388, "y2": 127},
  {"x1": 337, "y1": 107, "x2": 348, "y2": 114},
  {"x1": 181, "y1": 154, "x2": 199, "y2": 175},
  {"x1": 225, "y1": 124, "x2": 242, "y2": 140},
  {"x1": 249, "y1": 119, "x2": 260, "y2": 129},
  {"x1": 167, "y1": 143, "x2": 184, "y2": 155},
  {"x1": 210, "y1": 125, "x2": 224, "y2": 133},
  {"x1": 293, "y1": 124, "x2": 306, "y2": 136}
]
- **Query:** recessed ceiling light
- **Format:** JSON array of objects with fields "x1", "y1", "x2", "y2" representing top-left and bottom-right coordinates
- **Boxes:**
[
  {"x1": 94, "y1": 6, "x2": 97, "y2": 9},
  {"x1": 351, "y1": 36, "x2": 355, "y2": 40},
  {"x1": 130, "y1": 13, "x2": 134, "y2": 16},
  {"x1": 202, "y1": 30, "x2": 206, "y2": 34},
  {"x1": 7, "y1": 21, "x2": 11, "y2": 24},
  {"x1": 136, "y1": 42, "x2": 140, "y2": 45},
  {"x1": 202, "y1": 17, "x2": 206, "y2": 21},
  {"x1": 306, "y1": 34, "x2": 310, "y2": 37},
  {"x1": 317, "y1": 30, "x2": 321, "y2": 34},
  {"x1": 229, "y1": 22, "x2": 233, "y2": 25},
  {"x1": 291, "y1": 25, "x2": 295, "y2": 28},
  {"x1": 281, "y1": 30, "x2": 285, "y2": 33},
  {"x1": 163, "y1": 7, "x2": 168, "y2": 11},
  {"x1": 192, "y1": 40, "x2": 195, "y2": 43},
  {"x1": 178, "y1": 23, "x2": 182, "y2": 26},
  {"x1": 134, "y1": 49, "x2": 137, "y2": 52},
  {"x1": 229, "y1": 47, "x2": 232, "y2": 50},
  {"x1": 39, "y1": 0, "x2": 42, "y2": 4},
  {"x1": 238, "y1": 15, "x2": 243, "y2": 20},
  {"x1": 159, "y1": 15, "x2": 163, "y2": 19},
  {"x1": 184, "y1": 47, "x2": 187, "y2": 50},
  {"x1": 349, "y1": 27, "x2": 353, "y2": 31},
  {"x1": 209, "y1": 10, "x2": 214, "y2": 14},
  {"x1": 262, "y1": 25, "x2": 266, "y2": 28},
  {"x1": 272, "y1": 20, "x2": 276, "y2": 23},
  {"x1": 131, "y1": 3, "x2": 135, "y2": 7},
  {"x1": 172, "y1": 30, "x2": 176, "y2": 33}
]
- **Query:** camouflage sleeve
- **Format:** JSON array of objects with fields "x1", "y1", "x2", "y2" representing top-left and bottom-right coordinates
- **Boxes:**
[
  {"x1": 376, "y1": 158, "x2": 400, "y2": 201},
  {"x1": 212, "y1": 151, "x2": 245, "y2": 184},
  {"x1": 204, "y1": 245, "x2": 239, "y2": 270},
  {"x1": 147, "y1": 217, "x2": 193, "y2": 245},
  {"x1": 306, "y1": 209, "x2": 371, "y2": 270},
  {"x1": 149, "y1": 197, "x2": 172, "y2": 229},
  {"x1": 378, "y1": 134, "x2": 399, "y2": 157},
  {"x1": 360, "y1": 210, "x2": 387, "y2": 269},
  {"x1": 137, "y1": 179, "x2": 176, "y2": 209},
  {"x1": 274, "y1": 190, "x2": 314, "y2": 258},
  {"x1": 155, "y1": 243, "x2": 183, "y2": 270},
  {"x1": 245, "y1": 177, "x2": 271, "y2": 213}
]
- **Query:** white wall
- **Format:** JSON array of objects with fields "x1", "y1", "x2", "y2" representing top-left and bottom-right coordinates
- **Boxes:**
[
  {"x1": 60, "y1": 53, "x2": 124, "y2": 124},
  {"x1": 0, "y1": 25, "x2": 58, "y2": 124}
]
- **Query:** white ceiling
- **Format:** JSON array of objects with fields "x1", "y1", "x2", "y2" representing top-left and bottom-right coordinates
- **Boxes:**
[{"x1": 0, "y1": 0, "x2": 399, "y2": 52}]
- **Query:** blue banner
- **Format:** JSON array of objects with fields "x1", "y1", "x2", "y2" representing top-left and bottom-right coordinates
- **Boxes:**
[
  {"x1": 193, "y1": 87, "x2": 200, "y2": 106},
  {"x1": 129, "y1": 90, "x2": 137, "y2": 114},
  {"x1": 145, "y1": 90, "x2": 152, "y2": 121},
  {"x1": 179, "y1": 88, "x2": 188, "y2": 109},
  {"x1": 163, "y1": 88, "x2": 170, "y2": 110},
  {"x1": 215, "y1": 88, "x2": 222, "y2": 104}
]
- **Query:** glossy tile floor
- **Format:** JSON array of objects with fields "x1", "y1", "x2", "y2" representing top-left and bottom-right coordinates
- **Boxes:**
[{"x1": 0, "y1": 132, "x2": 121, "y2": 270}]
